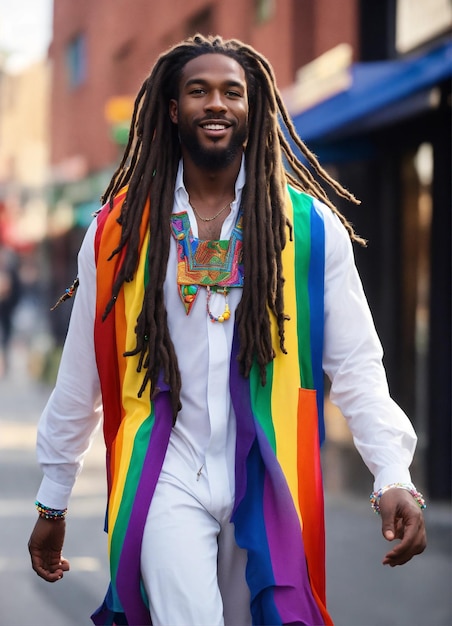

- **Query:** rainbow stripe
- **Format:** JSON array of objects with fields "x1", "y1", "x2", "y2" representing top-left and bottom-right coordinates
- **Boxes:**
[
  {"x1": 92, "y1": 191, "x2": 173, "y2": 625},
  {"x1": 91, "y1": 187, "x2": 332, "y2": 625},
  {"x1": 231, "y1": 187, "x2": 331, "y2": 625}
]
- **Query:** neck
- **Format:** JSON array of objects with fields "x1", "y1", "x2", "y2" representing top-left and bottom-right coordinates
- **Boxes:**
[{"x1": 182, "y1": 151, "x2": 241, "y2": 212}]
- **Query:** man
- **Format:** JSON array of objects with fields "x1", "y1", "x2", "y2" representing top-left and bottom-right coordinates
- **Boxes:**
[{"x1": 28, "y1": 35, "x2": 426, "y2": 626}]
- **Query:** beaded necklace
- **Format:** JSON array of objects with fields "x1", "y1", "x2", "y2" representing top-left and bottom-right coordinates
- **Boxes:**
[
  {"x1": 206, "y1": 286, "x2": 231, "y2": 323},
  {"x1": 170, "y1": 210, "x2": 244, "y2": 321}
]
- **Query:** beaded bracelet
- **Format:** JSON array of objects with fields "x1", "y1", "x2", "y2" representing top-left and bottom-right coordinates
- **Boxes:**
[
  {"x1": 35, "y1": 500, "x2": 67, "y2": 520},
  {"x1": 369, "y1": 483, "x2": 426, "y2": 515}
]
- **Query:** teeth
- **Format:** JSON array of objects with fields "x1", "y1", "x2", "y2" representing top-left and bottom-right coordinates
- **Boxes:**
[{"x1": 203, "y1": 123, "x2": 226, "y2": 130}]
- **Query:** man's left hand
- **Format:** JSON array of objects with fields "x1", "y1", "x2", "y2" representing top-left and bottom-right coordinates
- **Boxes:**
[{"x1": 379, "y1": 487, "x2": 427, "y2": 566}]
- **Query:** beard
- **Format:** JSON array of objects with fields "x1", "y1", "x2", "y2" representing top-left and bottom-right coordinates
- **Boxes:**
[{"x1": 178, "y1": 122, "x2": 247, "y2": 171}]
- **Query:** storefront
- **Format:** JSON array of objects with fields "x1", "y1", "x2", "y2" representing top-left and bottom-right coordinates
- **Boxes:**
[{"x1": 289, "y1": 40, "x2": 452, "y2": 499}]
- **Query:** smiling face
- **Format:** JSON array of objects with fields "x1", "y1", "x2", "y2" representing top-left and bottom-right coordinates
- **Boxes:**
[{"x1": 169, "y1": 53, "x2": 249, "y2": 171}]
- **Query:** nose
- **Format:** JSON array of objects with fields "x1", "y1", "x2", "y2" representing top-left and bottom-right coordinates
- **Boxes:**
[{"x1": 204, "y1": 90, "x2": 227, "y2": 112}]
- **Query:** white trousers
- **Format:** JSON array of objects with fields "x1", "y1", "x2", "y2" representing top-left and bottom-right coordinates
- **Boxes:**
[{"x1": 140, "y1": 466, "x2": 252, "y2": 626}]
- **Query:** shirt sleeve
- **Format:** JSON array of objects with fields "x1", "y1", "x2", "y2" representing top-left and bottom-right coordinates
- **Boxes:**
[
  {"x1": 319, "y1": 199, "x2": 417, "y2": 491},
  {"x1": 35, "y1": 220, "x2": 103, "y2": 510}
]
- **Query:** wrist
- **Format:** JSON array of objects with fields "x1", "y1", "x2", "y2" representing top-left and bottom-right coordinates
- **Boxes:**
[
  {"x1": 35, "y1": 500, "x2": 67, "y2": 520},
  {"x1": 369, "y1": 482, "x2": 426, "y2": 515}
]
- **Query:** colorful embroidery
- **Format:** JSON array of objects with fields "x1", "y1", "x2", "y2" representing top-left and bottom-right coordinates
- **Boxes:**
[{"x1": 170, "y1": 211, "x2": 244, "y2": 314}]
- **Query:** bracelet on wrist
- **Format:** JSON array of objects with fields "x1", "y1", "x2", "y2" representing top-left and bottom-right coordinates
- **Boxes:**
[
  {"x1": 35, "y1": 500, "x2": 67, "y2": 520},
  {"x1": 369, "y1": 482, "x2": 426, "y2": 515}
]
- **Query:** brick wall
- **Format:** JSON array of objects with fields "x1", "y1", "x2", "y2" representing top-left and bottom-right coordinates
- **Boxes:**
[{"x1": 50, "y1": 0, "x2": 359, "y2": 173}]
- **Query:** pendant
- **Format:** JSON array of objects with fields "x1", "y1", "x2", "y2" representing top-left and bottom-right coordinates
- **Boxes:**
[{"x1": 206, "y1": 286, "x2": 231, "y2": 323}]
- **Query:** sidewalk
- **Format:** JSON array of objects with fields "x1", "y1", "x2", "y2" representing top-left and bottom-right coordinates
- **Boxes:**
[{"x1": 1, "y1": 341, "x2": 451, "y2": 626}]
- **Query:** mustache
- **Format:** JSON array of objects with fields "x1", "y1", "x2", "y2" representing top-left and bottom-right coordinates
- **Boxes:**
[{"x1": 198, "y1": 115, "x2": 232, "y2": 124}]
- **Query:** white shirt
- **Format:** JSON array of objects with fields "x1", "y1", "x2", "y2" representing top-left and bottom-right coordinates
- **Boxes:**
[{"x1": 36, "y1": 164, "x2": 417, "y2": 510}]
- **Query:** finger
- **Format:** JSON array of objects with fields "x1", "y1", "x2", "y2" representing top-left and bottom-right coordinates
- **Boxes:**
[
  {"x1": 383, "y1": 544, "x2": 412, "y2": 566},
  {"x1": 383, "y1": 536, "x2": 426, "y2": 566},
  {"x1": 381, "y1": 511, "x2": 404, "y2": 541},
  {"x1": 380, "y1": 508, "x2": 397, "y2": 541},
  {"x1": 30, "y1": 554, "x2": 71, "y2": 581},
  {"x1": 384, "y1": 547, "x2": 417, "y2": 566},
  {"x1": 383, "y1": 535, "x2": 415, "y2": 565},
  {"x1": 383, "y1": 521, "x2": 403, "y2": 542},
  {"x1": 33, "y1": 563, "x2": 65, "y2": 582},
  {"x1": 379, "y1": 488, "x2": 416, "y2": 540},
  {"x1": 60, "y1": 558, "x2": 70, "y2": 572},
  {"x1": 383, "y1": 521, "x2": 426, "y2": 566}
]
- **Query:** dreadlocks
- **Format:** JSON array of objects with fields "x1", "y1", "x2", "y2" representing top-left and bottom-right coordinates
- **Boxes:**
[{"x1": 101, "y1": 33, "x2": 363, "y2": 422}]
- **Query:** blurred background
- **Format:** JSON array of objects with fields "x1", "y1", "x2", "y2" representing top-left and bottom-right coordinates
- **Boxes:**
[{"x1": 0, "y1": 1, "x2": 451, "y2": 625}]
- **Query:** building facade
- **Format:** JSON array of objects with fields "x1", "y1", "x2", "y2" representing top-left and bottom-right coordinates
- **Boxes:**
[
  {"x1": 0, "y1": 60, "x2": 50, "y2": 250},
  {"x1": 49, "y1": 0, "x2": 359, "y2": 215}
]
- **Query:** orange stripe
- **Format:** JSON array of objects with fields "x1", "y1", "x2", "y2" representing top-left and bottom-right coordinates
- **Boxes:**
[
  {"x1": 297, "y1": 388, "x2": 331, "y2": 622},
  {"x1": 94, "y1": 187, "x2": 152, "y2": 532}
]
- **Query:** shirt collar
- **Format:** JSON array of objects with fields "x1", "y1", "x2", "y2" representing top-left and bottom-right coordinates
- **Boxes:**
[{"x1": 174, "y1": 155, "x2": 246, "y2": 214}]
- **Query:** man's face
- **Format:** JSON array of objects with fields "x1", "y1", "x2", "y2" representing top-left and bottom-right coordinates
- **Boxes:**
[{"x1": 169, "y1": 53, "x2": 249, "y2": 170}]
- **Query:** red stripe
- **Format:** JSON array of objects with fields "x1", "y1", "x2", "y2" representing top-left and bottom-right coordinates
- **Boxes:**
[
  {"x1": 93, "y1": 188, "x2": 151, "y2": 453},
  {"x1": 297, "y1": 388, "x2": 332, "y2": 624},
  {"x1": 94, "y1": 192, "x2": 127, "y2": 450}
]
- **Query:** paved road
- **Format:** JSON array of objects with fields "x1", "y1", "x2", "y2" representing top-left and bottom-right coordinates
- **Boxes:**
[{"x1": 1, "y1": 343, "x2": 451, "y2": 626}]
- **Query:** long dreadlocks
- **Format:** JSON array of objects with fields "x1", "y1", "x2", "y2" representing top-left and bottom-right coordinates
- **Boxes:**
[{"x1": 100, "y1": 34, "x2": 363, "y2": 422}]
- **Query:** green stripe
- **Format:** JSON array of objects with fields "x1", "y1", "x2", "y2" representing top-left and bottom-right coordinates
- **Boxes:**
[
  {"x1": 109, "y1": 413, "x2": 155, "y2": 584},
  {"x1": 248, "y1": 188, "x2": 315, "y2": 453},
  {"x1": 288, "y1": 188, "x2": 314, "y2": 389},
  {"x1": 110, "y1": 230, "x2": 153, "y2": 585},
  {"x1": 250, "y1": 360, "x2": 276, "y2": 453}
]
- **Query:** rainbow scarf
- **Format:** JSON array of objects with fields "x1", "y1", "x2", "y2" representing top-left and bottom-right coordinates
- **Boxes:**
[{"x1": 91, "y1": 186, "x2": 332, "y2": 626}]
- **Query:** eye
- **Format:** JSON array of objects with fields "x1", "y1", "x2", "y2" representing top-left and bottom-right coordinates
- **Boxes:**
[
  {"x1": 189, "y1": 87, "x2": 206, "y2": 96},
  {"x1": 226, "y1": 90, "x2": 242, "y2": 98}
]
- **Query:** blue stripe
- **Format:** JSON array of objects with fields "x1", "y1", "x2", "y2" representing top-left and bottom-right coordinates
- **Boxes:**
[
  {"x1": 308, "y1": 201, "x2": 326, "y2": 444},
  {"x1": 232, "y1": 440, "x2": 282, "y2": 626}
]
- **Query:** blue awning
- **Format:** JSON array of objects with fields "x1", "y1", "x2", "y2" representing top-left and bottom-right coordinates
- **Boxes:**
[{"x1": 292, "y1": 40, "x2": 452, "y2": 146}]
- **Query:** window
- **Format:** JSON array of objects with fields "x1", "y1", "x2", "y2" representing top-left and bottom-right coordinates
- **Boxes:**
[
  {"x1": 255, "y1": 0, "x2": 275, "y2": 24},
  {"x1": 66, "y1": 34, "x2": 87, "y2": 89},
  {"x1": 186, "y1": 8, "x2": 213, "y2": 37}
]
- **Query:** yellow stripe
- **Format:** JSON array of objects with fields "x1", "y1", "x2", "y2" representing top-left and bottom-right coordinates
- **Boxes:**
[
  {"x1": 108, "y1": 231, "x2": 152, "y2": 536},
  {"x1": 270, "y1": 195, "x2": 302, "y2": 521}
]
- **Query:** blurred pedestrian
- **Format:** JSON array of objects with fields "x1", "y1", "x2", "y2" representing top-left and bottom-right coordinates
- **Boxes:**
[
  {"x1": 28, "y1": 34, "x2": 426, "y2": 626},
  {"x1": 0, "y1": 246, "x2": 21, "y2": 376}
]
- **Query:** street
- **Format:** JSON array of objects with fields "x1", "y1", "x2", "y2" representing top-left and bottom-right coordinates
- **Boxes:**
[{"x1": 1, "y1": 341, "x2": 451, "y2": 626}]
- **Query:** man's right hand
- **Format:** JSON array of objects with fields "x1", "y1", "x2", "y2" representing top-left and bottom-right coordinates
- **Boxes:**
[{"x1": 28, "y1": 517, "x2": 70, "y2": 582}]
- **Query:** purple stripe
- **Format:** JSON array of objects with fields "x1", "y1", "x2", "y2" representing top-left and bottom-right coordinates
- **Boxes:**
[
  {"x1": 230, "y1": 325, "x2": 325, "y2": 624},
  {"x1": 229, "y1": 325, "x2": 257, "y2": 516},
  {"x1": 115, "y1": 390, "x2": 173, "y2": 625},
  {"x1": 258, "y1": 430, "x2": 324, "y2": 625}
]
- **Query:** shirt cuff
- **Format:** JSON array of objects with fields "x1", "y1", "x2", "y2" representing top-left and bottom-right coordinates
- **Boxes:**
[
  {"x1": 35, "y1": 475, "x2": 74, "y2": 511},
  {"x1": 373, "y1": 464, "x2": 414, "y2": 493}
]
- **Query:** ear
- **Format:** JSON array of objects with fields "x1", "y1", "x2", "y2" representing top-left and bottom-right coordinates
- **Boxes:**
[{"x1": 169, "y1": 99, "x2": 178, "y2": 124}]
